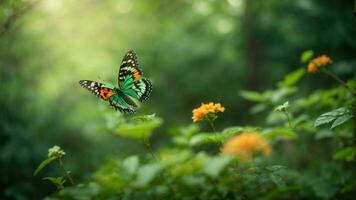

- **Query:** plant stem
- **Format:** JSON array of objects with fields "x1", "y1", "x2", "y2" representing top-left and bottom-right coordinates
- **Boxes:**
[
  {"x1": 207, "y1": 118, "x2": 222, "y2": 147},
  {"x1": 284, "y1": 112, "x2": 293, "y2": 129},
  {"x1": 323, "y1": 69, "x2": 356, "y2": 97},
  {"x1": 143, "y1": 137, "x2": 158, "y2": 161},
  {"x1": 58, "y1": 158, "x2": 74, "y2": 186}
]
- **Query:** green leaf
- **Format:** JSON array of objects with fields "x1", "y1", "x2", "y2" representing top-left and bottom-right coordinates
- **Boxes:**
[
  {"x1": 189, "y1": 133, "x2": 212, "y2": 146},
  {"x1": 314, "y1": 107, "x2": 353, "y2": 129},
  {"x1": 277, "y1": 68, "x2": 305, "y2": 87},
  {"x1": 33, "y1": 157, "x2": 56, "y2": 176},
  {"x1": 122, "y1": 156, "x2": 139, "y2": 177},
  {"x1": 315, "y1": 129, "x2": 334, "y2": 140},
  {"x1": 114, "y1": 116, "x2": 163, "y2": 139},
  {"x1": 204, "y1": 156, "x2": 234, "y2": 178},
  {"x1": 43, "y1": 176, "x2": 66, "y2": 190},
  {"x1": 300, "y1": 50, "x2": 314, "y2": 63},
  {"x1": 182, "y1": 176, "x2": 206, "y2": 186},
  {"x1": 239, "y1": 90, "x2": 266, "y2": 102},
  {"x1": 133, "y1": 163, "x2": 163, "y2": 187},
  {"x1": 331, "y1": 113, "x2": 353, "y2": 129},
  {"x1": 270, "y1": 174, "x2": 285, "y2": 187},
  {"x1": 189, "y1": 127, "x2": 244, "y2": 147},
  {"x1": 250, "y1": 103, "x2": 268, "y2": 114},
  {"x1": 333, "y1": 147, "x2": 356, "y2": 161},
  {"x1": 132, "y1": 114, "x2": 157, "y2": 122},
  {"x1": 262, "y1": 128, "x2": 298, "y2": 140},
  {"x1": 266, "y1": 165, "x2": 286, "y2": 172},
  {"x1": 220, "y1": 126, "x2": 243, "y2": 136},
  {"x1": 172, "y1": 124, "x2": 200, "y2": 137},
  {"x1": 269, "y1": 87, "x2": 298, "y2": 103}
]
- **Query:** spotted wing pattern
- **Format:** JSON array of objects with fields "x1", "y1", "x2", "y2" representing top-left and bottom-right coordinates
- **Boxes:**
[
  {"x1": 79, "y1": 80, "x2": 135, "y2": 113},
  {"x1": 79, "y1": 80, "x2": 105, "y2": 98},
  {"x1": 118, "y1": 50, "x2": 143, "y2": 84},
  {"x1": 109, "y1": 94, "x2": 135, "y2": 113},
  {"x1": 132, "y1": 78, "x2": 152, "y2": 102},
  {"x1": 79, "y1": 50, "x2": 152, "y2": 113}
]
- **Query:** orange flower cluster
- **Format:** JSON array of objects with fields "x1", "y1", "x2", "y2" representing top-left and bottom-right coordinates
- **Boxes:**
[
  {"x1": 192, "y1": 102, "x2": 225, "y2": 122},
  {"x1": 221, "y1": 132, "x2": 271, "y2": 160},
  {"x1": 307, "y1": 55, "x2": 332, "y2": 73}
]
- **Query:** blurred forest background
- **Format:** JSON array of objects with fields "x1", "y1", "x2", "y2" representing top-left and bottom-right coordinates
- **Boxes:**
[{"x1": 1, "y1": 0, "x2": 355, "y2": 199}]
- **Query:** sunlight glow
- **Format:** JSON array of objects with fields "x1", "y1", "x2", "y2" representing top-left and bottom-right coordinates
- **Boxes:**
[
  {"x1": 43, "y1": 0, "x2": 62, "y2": 11},
  {"x1": 116, "y1": 0, "x2": 133, "y2": 14},
  {"x1": 227, "y1": 0, "x2": 243, "y2": 8},
  {"x1": 216, "y1": 19, "x2": 233, "y2": 34},
  {"x1": 192, "y1": 1, "x2": 212, "y2": 16}
]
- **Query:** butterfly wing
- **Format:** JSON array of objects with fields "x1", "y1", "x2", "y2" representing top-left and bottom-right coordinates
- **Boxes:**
[
  {"x1": 79, "y1": 80, "x2": 107, "y2": 98},
  {"x1": 109, "y1": 93, "x2": 135, "y2": 113},
  {"x1": 120, "y1": 76, "x2": 152, "y2": 103},
  {"x1": 118, "y1": 50, "x2": 143, "y2": 85},
  {"x1": 118, "y1": 51, "x2": 152, "y2": 102},
  {"x1": 131, "y1": 78, "x2": 152, "y2": 102},
  {"x1": 79, "y1": 80, "x2": 134, "y2": 113}
]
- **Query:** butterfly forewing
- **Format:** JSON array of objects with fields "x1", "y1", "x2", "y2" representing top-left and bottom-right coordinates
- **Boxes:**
[
  {"x1": 79, "y1": 80, "x2": 104, "y2": 97},
  {"x1": 118, "y1": 50, "x2": 143, "y2": 85}
]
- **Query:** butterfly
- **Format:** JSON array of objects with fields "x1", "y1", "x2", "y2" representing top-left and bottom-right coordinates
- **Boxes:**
[{"x1": 79, "y1": 50, "x2": 152, "y2": 113}]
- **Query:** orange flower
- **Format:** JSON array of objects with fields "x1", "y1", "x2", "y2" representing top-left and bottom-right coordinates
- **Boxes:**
[
  {"x1": 221, "y1": 132, "x2": 271, "y2": 160},
  {"x1": 307, "y1": 55, "x2": 332, "y2": 73},
  {"x1": 192, "y1": 102, "x2": 225, "y2": 122}
]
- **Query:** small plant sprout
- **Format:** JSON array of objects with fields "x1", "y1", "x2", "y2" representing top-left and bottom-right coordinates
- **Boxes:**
[
  {"x1": 275, "y1": 101, "x2": 293, "y2": 129},
  {"x1": 192, "y1": 102, "x2": 225, "y2": 145},
  {"x1": 33, "y1": 145, "x2": 74, "y2": 189}
]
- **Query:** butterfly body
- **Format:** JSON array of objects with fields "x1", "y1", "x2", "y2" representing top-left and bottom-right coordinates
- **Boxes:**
[{"x1": 79, "y1": 50, "x2": 152, "y2": 113}]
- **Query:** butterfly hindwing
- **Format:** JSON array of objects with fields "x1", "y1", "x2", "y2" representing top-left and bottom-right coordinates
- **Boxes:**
[
  {"x1": 118, "y1": 50, "x2": 143, "y2": 85},
  {"x1": 132, "y1": 78, "x2": 152, "y2": 102},
  {"x1": 119, "y1": 76, "x2": 152, "y2": 103},
  {"x1": 79, "y1": 80, "x2": 134, "y2": 112},
  {"x1": 109, "y1": 93, "x2": 135, "y2": 113}
]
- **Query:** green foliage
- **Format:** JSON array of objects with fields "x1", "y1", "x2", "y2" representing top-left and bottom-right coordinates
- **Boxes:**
[
  {"x1": 277, "y1": 68, "x2": 305, "y2": 87},
  {"x1": 314, "y1": 107, "x2": 353, "y2": 129},
  {"x1": 333, "y1": 147, "x2": 356, "y2": 162},
  {"x1": 173, "y1": 126, "x2": 244, "y2": 147},
  {"x1": 34, "y1": 146, "x2": 74, "y2": 189},
  {"x1": 113, "y1": 114, "x2": 163, "y2": 139},
  {"x1": 33, "y1": 157, "x2": 56, "y2": 176},
  {"x1": 239, "y1": 90, "x2": 266, "y2": 102},
  {"x1": 300, "y1": 50, "x2": 314, "y2": 63},
  {"x1": 274, "y1": 101, "x2": 290, "y2": 112},
  {"x1": 46, "y1": 152, "x2": 294, "y2": 200},
  {"x1": 43, "y1": 177, "x2": 66, "y2": 190},
  {"x1": 134, "y1": 163, "x2": 163, "y2": 187},
  {"x1": 33, "y1": 53, "x2": 356, "y2": 199},
  {"x1": 203, "y1": 156, "x2": 234, "y2": 178},
  {"x1": 262, "y1": 128, "x2": 298, "y2": 141}
]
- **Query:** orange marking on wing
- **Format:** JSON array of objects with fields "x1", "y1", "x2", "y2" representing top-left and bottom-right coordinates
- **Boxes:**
[
  {"x1": 99, "y1": 88, "x2": 115, "y2": 101},
  {"x1": 133, "y1": 69, "x2": 141, "y2": 80}
]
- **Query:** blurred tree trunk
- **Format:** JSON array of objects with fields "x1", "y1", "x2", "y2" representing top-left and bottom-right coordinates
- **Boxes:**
[{"x1": 242, "y1": 0, "x2": 264, "y2": 91}]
